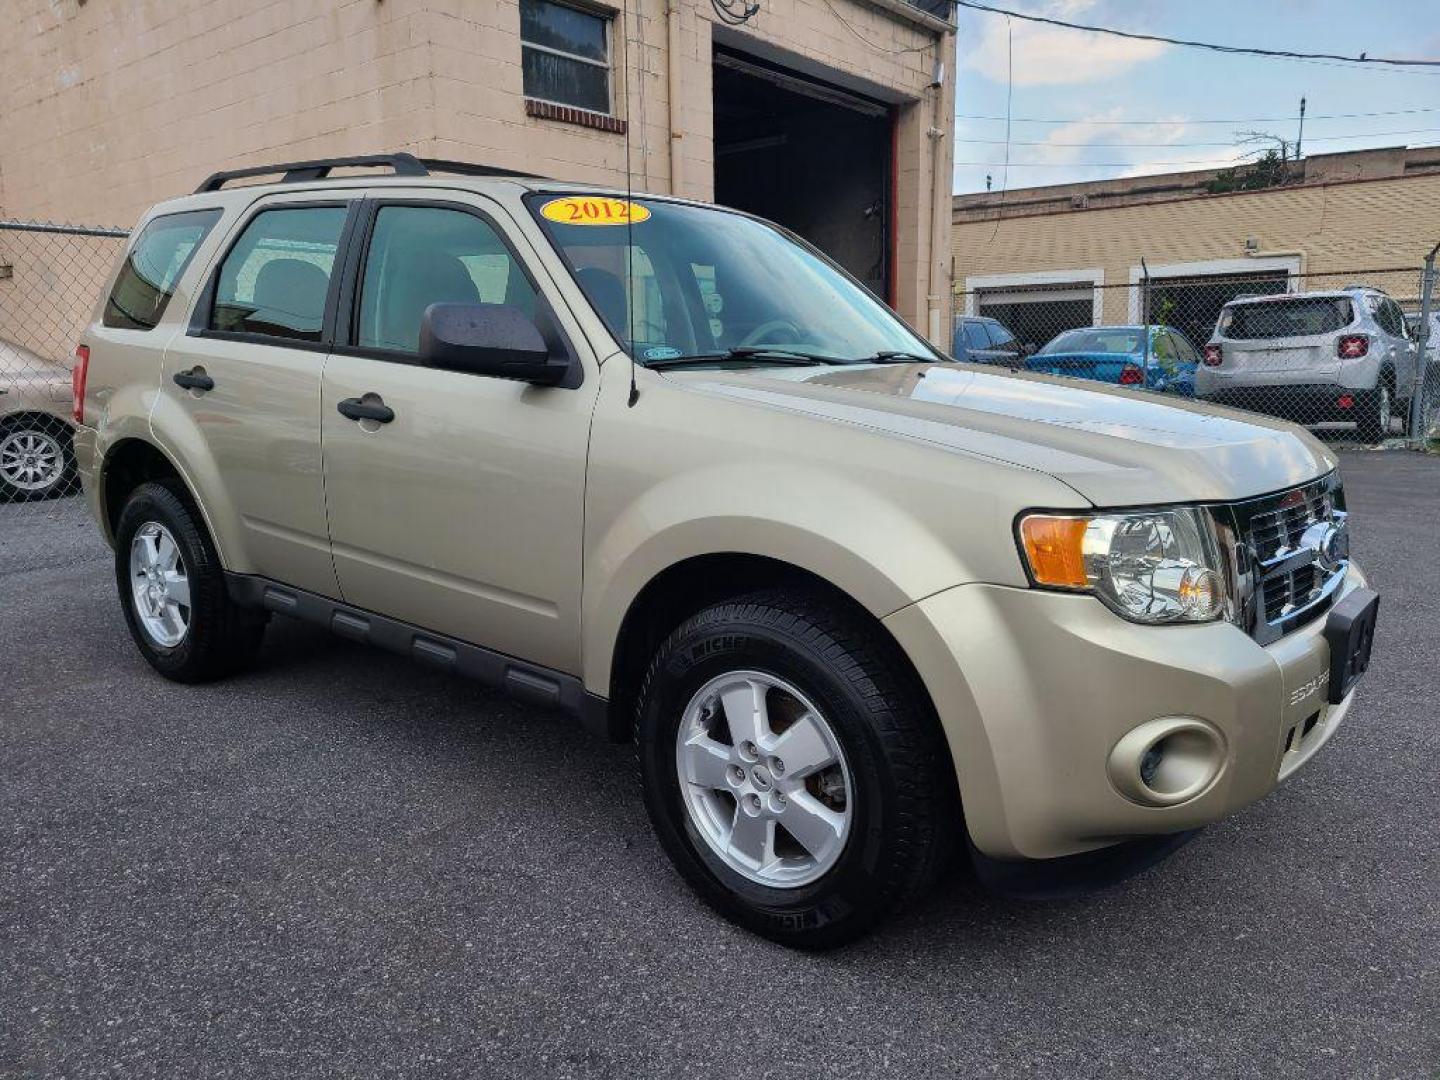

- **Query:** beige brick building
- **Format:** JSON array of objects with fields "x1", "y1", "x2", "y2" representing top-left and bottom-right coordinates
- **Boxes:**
[
  {"x1": 952, "y1": 146, "x2": 1440, "y2": 351},
  {"x1": 0, "y1": 0, "x2": 957, "y2": 343}
]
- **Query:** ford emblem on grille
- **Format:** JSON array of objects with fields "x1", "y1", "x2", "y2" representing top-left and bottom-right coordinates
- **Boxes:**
[{"x1": 1300, "y1": 518, "x2": 1349, "y2": 573}]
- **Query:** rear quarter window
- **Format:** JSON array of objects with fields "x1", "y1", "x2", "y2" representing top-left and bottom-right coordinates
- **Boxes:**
[
  {"x1": 103, "y1": 209, "x2": 222, "y2": 330},
  {"x1": 1220, "y1": 297, "x2": 1353, "y2": 340}
]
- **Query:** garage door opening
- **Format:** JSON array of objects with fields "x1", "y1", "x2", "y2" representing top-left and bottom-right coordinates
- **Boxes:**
[
  {"x1": 713, "y1": 49, "x2": 892, "y2": 302},
  {"x1": 974, "y1": 283, "x2": 1097, "y2": 353}
]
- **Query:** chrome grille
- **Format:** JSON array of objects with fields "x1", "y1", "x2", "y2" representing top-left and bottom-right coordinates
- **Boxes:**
[
  {"x1": 1223, "y1": 474, "x2": 1348, "y2": 645},
  {"x1": 1248, "y1": 486, "x2": 1333, "y2": 563},
  {"x1": 1262, "y1": 562, "x2": 1318, "y2": 622}
]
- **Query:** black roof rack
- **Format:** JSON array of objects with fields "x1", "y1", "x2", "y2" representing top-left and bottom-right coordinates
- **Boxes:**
[
  {"x1": 417, "y1": 158, "x2": 545, "y2": 181},
  {"x1": 194, "y1": 153, "x2": 545, "y2": 193}
]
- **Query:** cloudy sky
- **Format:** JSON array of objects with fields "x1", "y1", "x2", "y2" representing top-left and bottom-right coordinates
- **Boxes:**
[{"x1": 952, "y1": 0, "x2": 1440, "y2": 194}]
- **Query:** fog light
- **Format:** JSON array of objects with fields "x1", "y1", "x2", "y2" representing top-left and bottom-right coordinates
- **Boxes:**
[
  {"x1": 1108, "y1": 717, "x2": 1226, "y2": 807},
  {"x1": 1140, "y1": 745, "x2": 1163, "y2": 787}
]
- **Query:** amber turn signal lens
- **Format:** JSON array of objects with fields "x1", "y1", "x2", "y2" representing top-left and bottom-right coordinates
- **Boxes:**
[{"x1": 1019, "y1": 515, "x2": 1089, "y2": 589}]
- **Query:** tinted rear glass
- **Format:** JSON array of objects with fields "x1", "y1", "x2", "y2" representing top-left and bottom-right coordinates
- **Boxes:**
[
  {"x1": 1039, "y1": 328, "x2": 1143, "y2": 355},
  {"x1": 1221, "y1": 297, "x2": 1353, "y2": 340},
  {"x1": 103, "y1": 209, "x2": 221, "y2": 330}
]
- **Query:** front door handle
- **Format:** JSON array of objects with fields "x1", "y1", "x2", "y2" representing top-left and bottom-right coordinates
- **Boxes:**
[
  {"x1": 337, "y1": 396, "x2": 395, "y2": 424},
  {"x1": 173, "y1": 368, "x2": 214, "y2": 392}
]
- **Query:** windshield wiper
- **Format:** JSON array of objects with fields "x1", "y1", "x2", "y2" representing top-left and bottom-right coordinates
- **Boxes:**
[
  {"x1": 861, "y1": 350, "x2": 938, "y2": 364},
  {"x1": 647, "y1": 347, "x2": 847, "y2": 369}
]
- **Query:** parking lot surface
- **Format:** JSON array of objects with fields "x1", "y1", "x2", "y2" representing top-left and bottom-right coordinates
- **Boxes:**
[{"x1": 2, "y1": 449, "x2": 1437, "y2": 1079}]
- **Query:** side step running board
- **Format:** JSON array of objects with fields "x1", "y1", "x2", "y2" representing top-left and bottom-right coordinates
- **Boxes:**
[{"x1": 224, "y1": 573, "x2": 613, "y2": 739}]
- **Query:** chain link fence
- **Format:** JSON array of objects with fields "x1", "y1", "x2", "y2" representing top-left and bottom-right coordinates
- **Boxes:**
[
  {"x1": 955, "y1": 262, "x2": 1440, "y2": 450},
  {"x1": 1, "y1": 219, "x2": 1437, "y2": 513},
  {"x1": 0, "y1": 221, "x2": 128, "y2": 503}
]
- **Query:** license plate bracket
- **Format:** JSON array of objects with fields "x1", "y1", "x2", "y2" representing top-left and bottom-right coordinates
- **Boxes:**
[{"x1": 1323, "y1": 588, "x2": 1379, "y2": 704}]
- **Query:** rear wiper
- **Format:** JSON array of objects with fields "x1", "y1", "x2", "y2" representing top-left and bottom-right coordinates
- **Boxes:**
[
  {"x1": 647, "y1": 347, "x2": 847, "y2": 369},
  {"x1": 862, "y1": 350, "x2": 937, "y2": 364}
]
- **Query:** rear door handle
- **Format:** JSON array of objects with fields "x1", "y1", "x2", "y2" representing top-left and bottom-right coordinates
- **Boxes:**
[
  {"x1": 173, "y1": 368, "x2": 214, "y2": 392},
  {"x1": 337, "y1": 396, "x2": 395, "y2": 424}
]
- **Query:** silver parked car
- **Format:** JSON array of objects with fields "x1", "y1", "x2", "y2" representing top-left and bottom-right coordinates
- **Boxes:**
[
  {"x1": 0, "y1": 339, "x2": 77, "y2": 499},
  {"x1": 1197, "y1": 287, "x2": 1418, "y2": 441}
]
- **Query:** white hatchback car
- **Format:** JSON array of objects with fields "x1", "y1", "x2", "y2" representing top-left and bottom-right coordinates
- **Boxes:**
[{"x1": 0, "y1": 339, "x2": 76, "y2": 500}]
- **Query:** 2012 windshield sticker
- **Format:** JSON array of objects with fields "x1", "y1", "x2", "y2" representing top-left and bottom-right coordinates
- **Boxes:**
[{"x1": 541, "y1": 196, "x2": 651, "y2": 226}]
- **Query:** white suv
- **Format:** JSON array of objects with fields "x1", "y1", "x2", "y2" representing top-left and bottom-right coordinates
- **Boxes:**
[{"x1": 1197, "y1": 287, "x2": 1418, "y2": 441}]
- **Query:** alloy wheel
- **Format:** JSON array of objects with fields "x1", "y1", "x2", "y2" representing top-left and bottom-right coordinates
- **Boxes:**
[
  {"x1": 675, "y1": 670, "x2": 853, "y2": 888},
  {"x1": 0, "y1": 428, "x2": 64, "y2": 493},
  {"x1": 128, "y1": 521, "x2": 191, "y2": 648}
]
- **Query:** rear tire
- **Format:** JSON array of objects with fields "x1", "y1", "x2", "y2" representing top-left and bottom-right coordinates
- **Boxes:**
[
  {"x1": 635, "y1": 589, "x2": 955, "y2": 949},
  {"x1": 1357, "y1": 379, "x2": 1393, "y2": 443},
  {"x1": 114, "y1": 480, "x2": 267, "y2": 682}
]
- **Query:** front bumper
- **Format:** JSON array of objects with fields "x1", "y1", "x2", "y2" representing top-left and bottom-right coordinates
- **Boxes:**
[{"x1": 884, "y1": 564, "x2": 1369, "y2": 861}]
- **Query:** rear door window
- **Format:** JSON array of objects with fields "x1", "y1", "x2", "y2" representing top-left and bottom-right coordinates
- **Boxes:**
[
  {"x1": 103, "y1": 209, "x2": 221, "y2": 330},
  {"x1": 1169, "y1": 332, "x2": 1199, "y2": 364},
  {"x1": 1379, "y1": 299, "x2": 1407, "y2": 338},
  {"x1": 987, "y1": 322, "x2": 1018, "y2": 350},
  {"x1": 963, "y1": 322, "x2": 990, "y2": 350},
  {"x1": 1221, "y1": 297, "x2": 1354, "y2": 339},
  {"x1": 210, "y1": 206, "x2": 348, "y2": 342}
]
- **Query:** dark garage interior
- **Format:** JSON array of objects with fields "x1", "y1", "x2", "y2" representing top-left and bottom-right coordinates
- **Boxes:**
[{"x1": 712, "y1": 49, "x2": 893, "y2": 301}]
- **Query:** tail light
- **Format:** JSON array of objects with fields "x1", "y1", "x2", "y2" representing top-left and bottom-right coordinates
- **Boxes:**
[
  {"x1": 1118, "y1": 364, "x2": 1144, "y2": 385},
  {"x1": 72, "y1": 345, "x2": 90, "y2": 424},
  {"x1": 1202, "y1": 344, "x2": 1223, "y2": 367},
  {"x1": 1337, "y1": 334, "x2": 1369, "y2": 359}
]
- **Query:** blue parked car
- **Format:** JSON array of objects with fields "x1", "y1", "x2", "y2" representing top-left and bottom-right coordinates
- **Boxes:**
[
  {"x1": 952, "y1": 316, "x2": 1024, "y2": 366},
  {"x1": 1024, "y1": 325, "x2": 1200, "y2": 396}
]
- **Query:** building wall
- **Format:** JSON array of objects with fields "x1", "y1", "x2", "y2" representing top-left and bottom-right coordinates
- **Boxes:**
[
  {"x1": 0, "y1": 0, "x2": 954, "y2": 339},
  {"x1": 953, "y1": 172, "x2": 1440, "y2": 324}
]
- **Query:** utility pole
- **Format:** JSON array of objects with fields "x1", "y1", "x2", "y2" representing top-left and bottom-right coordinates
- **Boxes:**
[
  {"x1": 1409, "y1": 241, "x2": 1438, "y2": 445},
  {"x1": 1296, "y1": 96, "x2": 1306, "y2": 159}
]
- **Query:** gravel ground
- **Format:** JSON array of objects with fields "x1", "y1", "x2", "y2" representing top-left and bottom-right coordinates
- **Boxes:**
[{"x1": 1, "y1": 449, "x2": 1436, "y2": 1079}]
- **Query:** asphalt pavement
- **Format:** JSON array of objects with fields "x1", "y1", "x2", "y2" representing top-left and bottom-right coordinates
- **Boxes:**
[{"x1": 2, "y1": 449, "x2": 1436, "y2": 1079}]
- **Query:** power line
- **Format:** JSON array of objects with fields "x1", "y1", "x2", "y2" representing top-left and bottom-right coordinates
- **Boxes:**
[
  {"x1": 954, "y1": 126, "x2": 1440, "y2": 149},
  {"x1": 955, "y1": 107, "x2": 1440, "y2": 126},
  {"x1": 951, "y1": 0, "x2": 1440, "y2": 68},
  {"x1": 955, "y1": 146, "x2": 1440, "y2": 167}
]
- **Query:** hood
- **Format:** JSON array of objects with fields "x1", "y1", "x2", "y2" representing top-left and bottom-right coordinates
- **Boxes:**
[{"x1": 663, "y1": 362, "x2": 1336, "y2": 506}]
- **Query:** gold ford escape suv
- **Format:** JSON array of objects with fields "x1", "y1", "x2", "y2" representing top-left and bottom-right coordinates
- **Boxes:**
[{"x1": 73, "y1": 154, "x2": 1379, "y2": 948}]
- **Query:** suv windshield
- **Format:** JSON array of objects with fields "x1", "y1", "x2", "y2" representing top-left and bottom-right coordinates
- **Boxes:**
[
  {"x1": 1220, "y1": 296, "x2": 1354, "y2": 340},
  {"x1": 527, "y1": 194, "x2": 935, "y2": 365}
]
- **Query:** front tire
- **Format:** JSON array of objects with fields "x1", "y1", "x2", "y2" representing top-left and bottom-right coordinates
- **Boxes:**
[
  {"x1": 114, "y1": 480, "x2": 267, "y2": 682},
  {"x1": 635, "y1": 590, "x2": 955, "y2": 949}
]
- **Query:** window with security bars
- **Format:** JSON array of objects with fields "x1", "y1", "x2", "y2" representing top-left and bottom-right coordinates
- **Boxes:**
[{"x1": 520, "y1": 0, "x2": 613, "y2": 115}]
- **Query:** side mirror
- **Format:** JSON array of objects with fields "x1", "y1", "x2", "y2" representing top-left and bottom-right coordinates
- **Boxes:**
[
  {"x1": 1022, "y1": 342, "x2": 1038, "y2": 357},
  {"x1": 419, "y1": 303, "x2": 569, "y2": 385}
]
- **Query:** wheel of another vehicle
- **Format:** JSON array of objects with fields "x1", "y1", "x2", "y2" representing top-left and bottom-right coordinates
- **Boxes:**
[
  {"x1": 0, "y1": 417, "x2": 75, "y2": 500},
  {"x1": 635, "y1": 589, "x2": 955, "y2": 949},
  {"x1": 1357, "y1": 380, "x2": 1394, "y2": 443},
  {"x1": 114, "y1": 480, "x2": 268, "y2": 683}
]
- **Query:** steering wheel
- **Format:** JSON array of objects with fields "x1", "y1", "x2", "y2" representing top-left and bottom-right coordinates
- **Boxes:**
[{"x1": 738, "y1": 319, "x2": 804, "y2": 348}]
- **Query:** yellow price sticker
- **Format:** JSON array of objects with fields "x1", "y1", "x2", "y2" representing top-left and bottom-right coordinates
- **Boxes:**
[{"x1": 540, "y1": 196, "x2": 651, "y2": 227}]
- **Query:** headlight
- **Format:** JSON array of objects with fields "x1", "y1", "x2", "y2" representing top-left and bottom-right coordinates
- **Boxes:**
[{"x1": 1018, "y1": 508, "x2": 1229, "y2": 624}]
